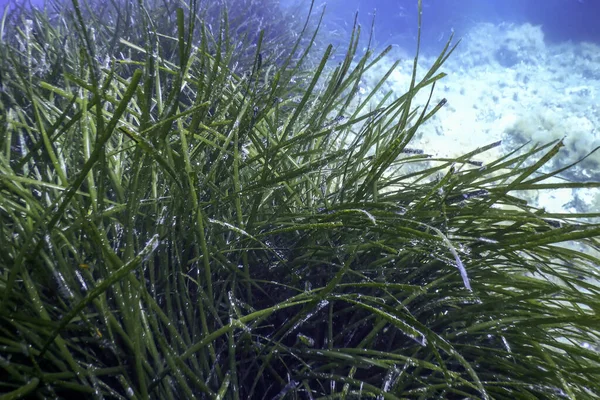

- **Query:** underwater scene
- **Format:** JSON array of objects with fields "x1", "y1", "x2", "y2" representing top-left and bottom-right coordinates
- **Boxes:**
[
  {"x1": 298, "y1": 0, "x2": 600, "y2": 215},
  {"x1": 0, "y1": 0, "x2": 599, "y2": 398}
]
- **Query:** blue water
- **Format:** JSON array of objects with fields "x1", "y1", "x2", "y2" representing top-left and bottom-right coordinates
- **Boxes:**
[
  {"x1": 280, "y1": 0, "x2": 600, "y2": 52},
  {"x1": 3, "y1": 0, "x2": 599, "y2": 47},
  {"x1": 3, "y1": 0, "x2": 599, "y2": 43}
]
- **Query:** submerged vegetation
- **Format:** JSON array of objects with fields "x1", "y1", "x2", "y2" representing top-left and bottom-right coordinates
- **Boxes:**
[{"x1": 1, "y1": 0, "x2": 600, "y2": 398}]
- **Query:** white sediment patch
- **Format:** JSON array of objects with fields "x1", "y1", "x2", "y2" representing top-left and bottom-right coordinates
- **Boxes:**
[{"x1": 363, "y1": 22, "x2": 600, "y2": 214}]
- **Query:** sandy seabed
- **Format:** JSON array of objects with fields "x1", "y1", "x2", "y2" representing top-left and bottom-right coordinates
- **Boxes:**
[{"x1": 364, "y1": 22, "x2": 600, "y2": 215}]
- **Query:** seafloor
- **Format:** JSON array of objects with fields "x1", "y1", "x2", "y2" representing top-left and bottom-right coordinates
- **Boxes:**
[{"x1": 363, "y1": 22, "x2": 599, "y2": 215}]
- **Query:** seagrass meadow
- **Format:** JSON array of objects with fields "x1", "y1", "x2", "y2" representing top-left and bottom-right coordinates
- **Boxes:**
[{"x1": 1, "y1": 0, "x2": 600, "y2": 398}]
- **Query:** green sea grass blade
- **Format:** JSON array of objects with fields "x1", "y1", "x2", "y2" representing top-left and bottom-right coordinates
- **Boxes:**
[
  {"x1": 2, "y1": 69, "x2": 143, "y2": 308},
  {"x1": 1, "y1": 0, "x2": 599, "y2": 397},
  {"x1": 39, "y1": 234, "x2": 160, "y2": 357},
  {"x1": 0, "y1": 378, "x2": 40, "y2": 400}
]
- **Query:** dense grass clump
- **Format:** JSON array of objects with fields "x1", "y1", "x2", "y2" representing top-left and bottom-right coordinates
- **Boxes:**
[{"x1": 1, "y1": 0, "x2": 600, "y2": 398}]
